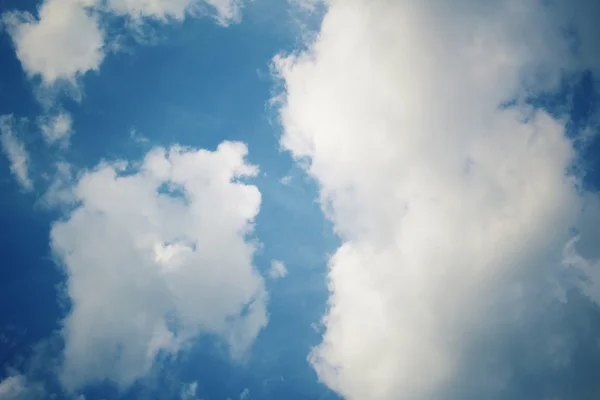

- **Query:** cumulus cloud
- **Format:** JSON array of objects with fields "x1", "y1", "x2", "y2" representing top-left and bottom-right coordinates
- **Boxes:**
[
  {"x1": 39, "y1": 112, "x2": 73, "y2": 145},
  {"x1": 3, "y1": 0, "x2": 104, "y2": 86},
  {"x1": 50, "y1": 141, "x2": 268, "y2": 391},
  {"x1": 275, "y1": 0, "x2": 600, "y2": 399},
  {"x1": 0, "y1": 116, "x2": 33, "y2": 191},
  {"x1": 2, "y1": 0, "x2": 245, "y2": 86},
  {"x1": 268, "y1": 260, "x2": 288, "y2": 280}
]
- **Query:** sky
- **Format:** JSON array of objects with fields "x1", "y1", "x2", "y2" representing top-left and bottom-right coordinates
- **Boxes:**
[{"x1": 0, "y1": 0, "x2": 599, "y2": 399}]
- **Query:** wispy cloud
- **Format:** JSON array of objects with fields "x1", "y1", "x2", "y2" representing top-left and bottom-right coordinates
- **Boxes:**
[
  {"x1": 39, "y1": 111, "x2": 73, "y2": 146},
  {"x1": 0, "y1": 116, "x2": 33, "y2": 191}
]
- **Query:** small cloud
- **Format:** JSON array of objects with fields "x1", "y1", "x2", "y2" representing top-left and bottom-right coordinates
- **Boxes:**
[
  {"x1": 0, "y1": 115, "x2": 33, "y2": 191},
  {"x1": 129, "y1": 127, "x2": 149, "y2": 144},
  {"x1": 268, "y1": 260, "x2": 288, "y2": 280},
  {"x1": 239, "y1": 388, "x2": 250, "y2": 400},
  {"x1": 39, "y1": 111, "x2": 73, "y2": 145},
  {"x1": 181, "y1": 381, "x2": 198, "y2": 400},
  {"x1": 288, "y1": 0, "x2": 323, "y2": 12},
  {"x1": 280, "y1": 175, "x2": 292, "y2": 185},
  {"x1": 201, "y1": 0, "x2": 243, "y2": 26}
]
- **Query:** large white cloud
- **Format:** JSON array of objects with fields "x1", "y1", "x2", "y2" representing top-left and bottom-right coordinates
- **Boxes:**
[
  {"x1": 275, "y1": 0, "x2": 600, "y2": 399},
  {"x1": 50, "y1": 141, "x2": 268, "y2": 391}
]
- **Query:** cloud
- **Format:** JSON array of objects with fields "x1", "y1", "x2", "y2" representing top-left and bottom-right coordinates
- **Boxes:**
[
  {"x1": 39, "y1": 112, "x2": 73, "y2": 145},
  {"x1": 563, "y1": 235, "x2": 600, "y2": 305},
  {"x1": 268, "y1": 260, "x2": 288, "y2": 280},
  {"x1": 275, "y1": 1, "x2": 600, "y2": 399},
  {"x1": 50, "y1": 141, "x2": 268, "y2": 391},
  {"x1": 203, "y1": 0, "x2": 243, "y2": 24},
  {"x1": 130, "y1": 127, "x2": 149, "y2": 144},
  {"x1": 239, "y1": 387, "x2": 250, "y2": 400},
  {"x1": 105, "y1": 0, "x2": 195, "y2": 20},
  {"x1": 105, "y1": 0, "x2": 243, "y2": 23},
  {"x1": 3, "y1": 0, "x2": 105, "y2": 86},
  {"x1": 40, "y1": 162, "x2": 77, "y2": 208},
  {"x1": 0, "y1": 116, "x2": 33, "y2": 192},
  {"x1": 288, "y1": 0, "x2": 322, "y2": 13},
  {"x1": 180, "y1": 381, "x2": 198, "y2": 400},
  {"x1": 0, "y1": 374, "x2": 44, "y2": 400},
  {"x1": 1, "y1": 0, "x2": 245, "y2": 86}
]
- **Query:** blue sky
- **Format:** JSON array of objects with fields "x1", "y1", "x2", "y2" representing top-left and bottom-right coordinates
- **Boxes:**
[{"x1": 1, "y1": 1, "x2": 600, "y2": 399}]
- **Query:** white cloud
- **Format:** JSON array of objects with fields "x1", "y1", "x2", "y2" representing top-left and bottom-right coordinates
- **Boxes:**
[
  {"x1": 3, "y1": 0, "x2": 105, "y2": 86},
  {"x1": 275, "y1": 1, "x2": 600, "y2": 399},
  {"x1": 0, "y1": 116, "x2": 33, "y2": 192},
  {"x1": 181, "y1": 381, "x2": 198, "y2": 400},
  {"x1": 0, "y1": 376, "x2": 26, "y2": 399},
  {"x1": 50, "y1": 141, "x2": 268, "y2": 391},
  {"x1": 1, "y1": 0, "x2": 245, "y2": 86},
  {"x1": 203, "y1": 0, "x2": 242, "y2": 24},
  {"x1": 0, "y1": 374, "x2": 44, "y2": 400},
  {"x1": 268, "y1": 260, "x2": 288, "y2": 280},
  {"x1": 39, "y1": 112, "x2": 73, "y2": 145},
  {"x1": 105, "y1": 0, "x2": 195, "y2": 20},
  {"x1": 104, "y1": 0, "x2": 243, "y2": 23}
]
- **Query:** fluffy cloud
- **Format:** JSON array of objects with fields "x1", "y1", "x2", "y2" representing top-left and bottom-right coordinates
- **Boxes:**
[
  {"x1": 39, "y1": 112, "x2": 73, "y2": 145},
  {"x1": 50, "y1": 141, "x2": 268, "y2": 391},
  {"x1": 0, "y1": 116, "x2": 33, "y2": 191},
  {"x1": 275, "y1": 1, "x2": 600, "y2": 399},
  {"x1": 268, "y1": 260, "x2": 288, "y2": 280},
  {"x1": 3, "y1": 0, "x2": 104, "y2": 86},
  {"x1": 2, "y1": 0, "x2": 244, "y2": 85}
]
